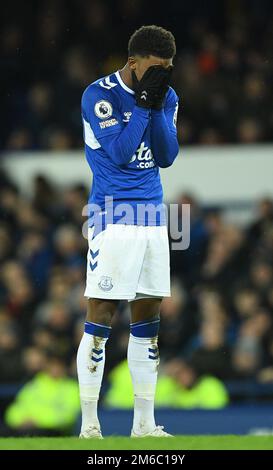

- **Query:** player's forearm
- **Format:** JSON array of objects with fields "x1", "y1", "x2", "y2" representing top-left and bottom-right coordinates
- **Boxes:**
[
  {"x1": 150, "y1": 109, "x2": 179, "y2": 168},
  {"x1": 100, "y1": 106, "x2": 150, "y2": 166}
]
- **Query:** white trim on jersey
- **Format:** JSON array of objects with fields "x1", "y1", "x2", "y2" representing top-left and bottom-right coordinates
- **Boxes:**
[
  {"x1": 99, "y1": 76, "x2": 118, "y2": 90},
  {"x1": 115, "y1": 71, "x2": 135, "y2": 95},
  {"x1": 83, "y1": 118, "x2": 101, "y2": 149}
]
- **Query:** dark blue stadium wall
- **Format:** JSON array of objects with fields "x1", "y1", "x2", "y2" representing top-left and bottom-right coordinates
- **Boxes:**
[{"x1": 75, "y1": 406, "x2": 273, "y2": 436}]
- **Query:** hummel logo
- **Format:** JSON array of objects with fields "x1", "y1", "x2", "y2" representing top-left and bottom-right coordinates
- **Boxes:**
[
  {"x1": 141, "y1": 91, "x2": 147, "y2": 100},
  {"x1": 123, "y1": 112, "x2": 132, "y2": 123}
]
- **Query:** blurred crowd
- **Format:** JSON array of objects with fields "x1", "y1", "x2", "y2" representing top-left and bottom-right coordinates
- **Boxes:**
[
  {"x1": 1, "y1": 169, "x2": 273, "y2": 407},
  {"x1": 1, "y1": 0, "x2": 273, "y2": 434},
  {"x1": 2, "y1": 0, "x2": 273, "y2": 150}
]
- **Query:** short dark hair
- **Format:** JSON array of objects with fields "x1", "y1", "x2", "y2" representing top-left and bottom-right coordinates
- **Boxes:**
[{"x1": 128, "y1": 25, "x2": 176, "y2": 59}]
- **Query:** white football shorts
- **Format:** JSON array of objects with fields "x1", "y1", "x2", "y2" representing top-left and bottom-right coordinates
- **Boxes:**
[{"x1": 84, "y1": 224, "x2": 170, "y2": 300}]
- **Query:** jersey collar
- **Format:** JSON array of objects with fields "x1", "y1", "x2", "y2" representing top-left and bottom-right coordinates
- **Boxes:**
[{"x1": 115, "y1": 71, "x2": 135, "y2": 95}]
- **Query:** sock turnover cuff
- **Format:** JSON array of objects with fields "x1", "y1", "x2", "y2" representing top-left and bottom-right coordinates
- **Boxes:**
[
  {"x1": 84, "y1": 321, "x2": 112, "y2": 338},
  {"x1": 130, "y1": 317, "x2": 160, "y2": 338}
]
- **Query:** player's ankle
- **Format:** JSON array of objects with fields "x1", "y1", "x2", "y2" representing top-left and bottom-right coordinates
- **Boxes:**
[
  {"x1": 81, "y1": 420, "x2": 100, "y2": 431},
  {"x1": 133, "y1": 422, "x2": 155, "y2": 434}
]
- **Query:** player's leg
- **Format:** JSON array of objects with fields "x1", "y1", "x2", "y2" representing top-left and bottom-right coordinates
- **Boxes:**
[
  {"x1": 77, "y1": 298, "x2": 117, "y2": 438},
  {"x1": 128, "y1": 225, "x2": 171, "y2": 437},
  {"x1": 78, "y1": 224, "x2": 145, "y2": 437},
  {"x1": 128, "y1": 297, "x2": 162, "y2": 436}
]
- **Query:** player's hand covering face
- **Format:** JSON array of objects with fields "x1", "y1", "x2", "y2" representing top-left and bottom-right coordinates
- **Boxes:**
[{"x1": 132, "y1": 65, "x2": 173, "y2": 110}]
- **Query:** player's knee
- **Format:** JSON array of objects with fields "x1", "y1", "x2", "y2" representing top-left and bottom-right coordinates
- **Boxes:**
[
  {"x1": 130, "y1": 298, "x2": 162, "y2": 323},
  {"x1": 86, "y1": 298, "x2": 117, "y2": 326}
]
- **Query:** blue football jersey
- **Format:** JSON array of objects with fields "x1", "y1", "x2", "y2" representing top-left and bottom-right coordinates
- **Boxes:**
[{"x1": 81, "y1": 70, "x2": 179, "y2": 226}]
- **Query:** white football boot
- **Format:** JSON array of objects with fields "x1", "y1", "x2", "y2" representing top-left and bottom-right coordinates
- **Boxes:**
[
  {"x1": 79, "y1": 425, "x2": 103, "y2": 439},
  {"x1": 131, "y1": 425, "x2": 173, "y2": 438}
]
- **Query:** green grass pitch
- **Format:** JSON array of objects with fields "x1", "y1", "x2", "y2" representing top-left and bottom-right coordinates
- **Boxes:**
[{"x1": 0, "y1": 436, "x2": 273, "y2": 450}]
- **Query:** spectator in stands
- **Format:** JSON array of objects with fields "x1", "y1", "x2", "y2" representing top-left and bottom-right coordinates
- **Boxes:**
[
  {"x1": 159, "y1": 281, "x2": 196, "y2": 359},
  {"x1": 250, "y1": 261, "x2": 273, "y2": 296},
  {"x1": 5, "y1": 352, "x2": 80, "y2": 436},
  {"x1": 104, "y1": 358, "x2": 229, "y2": 409},
  {"x1": 155, "y1": 359, "x2": 229, "y2": 409},
  {"x1": 2, "y1": 1, "x2": 273, "y2": 149},
  {"x1": 21, "y1": 346, "x2": 47, "y2": 379},
  {"x1": 188, "y1": 321, "x2": 232, "y2": 380},
  {"x1": 233, "y1": 287, "x2": 261, "y2": 318},
  {"x1": 0, "y1": 322, "x2": 24, "y2": 384},
  {"x1": 232, "y1": 311, "x2": 272, "y2": 378},
  {"x1": 34, "y1": 301, "x2": 75, "y2": 359}
]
